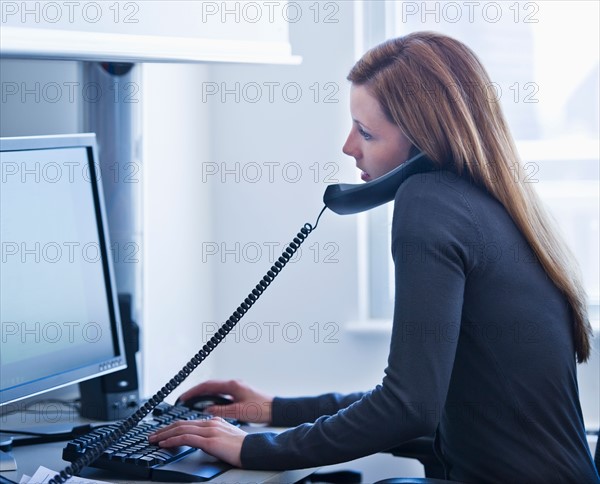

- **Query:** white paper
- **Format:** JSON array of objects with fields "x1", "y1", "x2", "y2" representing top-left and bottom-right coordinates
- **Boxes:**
[{"x1": 25, "y1": 466, "x2": 110, "y2": 484}]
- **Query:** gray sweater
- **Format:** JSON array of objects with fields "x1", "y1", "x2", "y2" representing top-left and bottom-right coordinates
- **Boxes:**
[{"x1": 241, "y1": 171, "x2": 599, "y2": 483}]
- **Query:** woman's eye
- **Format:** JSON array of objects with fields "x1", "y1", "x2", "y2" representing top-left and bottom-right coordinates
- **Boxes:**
[{"x1": 358, "y1": 127, "x2": 372, "y2": 140}]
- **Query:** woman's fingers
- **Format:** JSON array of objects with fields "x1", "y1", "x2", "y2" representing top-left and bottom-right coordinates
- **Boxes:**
[
  {"x1": 178, "y1": 379, "x2": 243, "y2": 402},
  {"x1": 150, "y1": 420, "x2": 223, "y2": 443},
  {"x1": 204, "y1": 403, "x2": 240, "y2": 419},
  {"x1": 177, "y1": 379, "x2": 274, "y2": 424},
  {"x1": 148, "y1": 418, "x2": 246, "y2": 467},
  {"x1": 204, "y1": 402, "x2": 269, "y2": 422}
]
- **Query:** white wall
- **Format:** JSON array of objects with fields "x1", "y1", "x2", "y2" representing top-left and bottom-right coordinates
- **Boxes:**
[
  {"x1": 1, "y1": 1, "x2": 291, "y2": 42},
  {"x1": 0, "y1": 59, "x2": 81, "y2": 136},
  {"x1": 141, "y1": 62, "x2": 217, "y2": 395},
  {"x1": 198, "y1": 3, "x2": 391, "y2": 398},
  {"x1": 139, "y1": 3, "x2": 393, "y2": 400}
]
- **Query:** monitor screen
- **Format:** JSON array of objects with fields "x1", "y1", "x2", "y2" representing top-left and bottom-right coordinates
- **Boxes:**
[{"x1": 0, "y1": 133, "x2": 126, "y2": 407}]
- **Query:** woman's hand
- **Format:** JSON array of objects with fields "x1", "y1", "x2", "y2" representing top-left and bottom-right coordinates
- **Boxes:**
[
  {"x1": 148, "y1": 417, "x2": 245, "y2": 467},
  {"x1": 178, "y1": 379, "x2": 274, "y2": 424}
]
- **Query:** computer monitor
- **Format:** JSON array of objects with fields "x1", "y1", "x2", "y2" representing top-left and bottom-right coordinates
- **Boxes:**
[{"x1": 0, "y1": 133, "x2": 126, "y2": 408}]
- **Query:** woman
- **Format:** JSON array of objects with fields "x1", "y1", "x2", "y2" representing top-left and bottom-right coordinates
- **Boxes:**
[{"x1": 150, "y1": 32, "x2": 598, "y2": 483}]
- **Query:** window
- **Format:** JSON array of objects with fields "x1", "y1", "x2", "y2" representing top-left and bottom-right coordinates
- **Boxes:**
[{"x1": 363, "y1": 1, "x2": 599, "y2": 322}]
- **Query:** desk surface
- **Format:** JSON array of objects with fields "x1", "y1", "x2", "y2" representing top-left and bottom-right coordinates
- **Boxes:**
[
  {"x1": 2, "y1": 438, "x2": 316, "y2": 484},
  {"x1": 0, "y1": 414, "x2": 316, "y2": 484}
]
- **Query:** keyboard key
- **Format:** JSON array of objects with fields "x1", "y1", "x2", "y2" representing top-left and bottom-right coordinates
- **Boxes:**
[
  {"x1": 65, "y1": 441, "x2": 83, "y2": 452},
  {"x1": 137, "y1": 455, "x2": 158, "y2": 467},
  {"x1": 125, "y1": 454, "x2": 144, "y2": 463},
  {"x1": 112, "y1": 452, "x2": 128, "y2": 461}
]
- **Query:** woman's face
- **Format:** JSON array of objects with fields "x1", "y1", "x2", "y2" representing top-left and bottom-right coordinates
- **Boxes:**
[{"x1": 342, "y1": 84, "x2": 412, "y2": 182}]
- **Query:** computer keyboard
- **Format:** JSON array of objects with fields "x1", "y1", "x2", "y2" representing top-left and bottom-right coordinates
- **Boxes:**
[{"x1": 62, "y1": 402, "x2": 234, "y2": 482}]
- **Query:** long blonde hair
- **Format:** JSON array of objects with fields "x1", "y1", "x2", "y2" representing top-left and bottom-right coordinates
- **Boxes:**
[{"x1": 348, "y1": 31, "x2": 592, "y2": 363}]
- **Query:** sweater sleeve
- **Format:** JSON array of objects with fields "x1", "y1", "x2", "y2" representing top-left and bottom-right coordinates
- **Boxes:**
[
  {"x1": 241, "y1": 174, "x2": 482, "y2": 470},
  {"x1": 271, "y1": 392, "x2": 366, "y2": 427}
]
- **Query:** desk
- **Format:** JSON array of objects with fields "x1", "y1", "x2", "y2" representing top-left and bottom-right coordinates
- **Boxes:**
[
  {"x1": 2, "y1": 437, "x2": 317, "y2": 484},
  {"x1": 0, "y1": 413, "x2": 317, "y2": 484}
]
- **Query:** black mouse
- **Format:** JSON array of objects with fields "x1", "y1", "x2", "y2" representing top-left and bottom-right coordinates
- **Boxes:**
[{"x1": 176, "y1": 394, "x2": 234, "y2": 411}]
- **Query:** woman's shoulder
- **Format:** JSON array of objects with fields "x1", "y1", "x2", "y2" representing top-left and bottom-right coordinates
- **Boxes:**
[
  {"x1": 395, "y1": 169, "x2": 504, "y2": 216},
  {"x1": 396, "y1": 169, "x2": 479, "y2": 199},
  {"x1": 394, "y1": 169, "x2": 488, "y2": 213},
  {"x1": 391, "y1": 170, "x2": 490, "y2": 249}
]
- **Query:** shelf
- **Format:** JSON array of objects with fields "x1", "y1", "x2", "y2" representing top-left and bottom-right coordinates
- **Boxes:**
[{"x1": 0, "y1": 26, "x2": 302, "y2": 65}]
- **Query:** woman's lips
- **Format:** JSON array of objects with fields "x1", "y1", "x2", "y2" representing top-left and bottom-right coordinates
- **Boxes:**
[{"x1": 361, "y1": 171, "x2": 371, "y2": 182}]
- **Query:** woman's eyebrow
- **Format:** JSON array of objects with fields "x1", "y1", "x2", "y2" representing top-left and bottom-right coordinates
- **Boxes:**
[{"x1": 353, "y1": 118, "x2": 374, "y2": 132}]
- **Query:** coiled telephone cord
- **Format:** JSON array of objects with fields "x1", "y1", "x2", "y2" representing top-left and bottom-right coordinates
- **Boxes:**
[{"x1": 49, "y1": 206, "x2": 327, "y2": 484}]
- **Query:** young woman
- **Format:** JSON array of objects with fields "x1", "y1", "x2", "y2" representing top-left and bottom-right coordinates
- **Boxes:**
[{"x1": 150, "y1": 32, "x2": 599, "y2": 483}]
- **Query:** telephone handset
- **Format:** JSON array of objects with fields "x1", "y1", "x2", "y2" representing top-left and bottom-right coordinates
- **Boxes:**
[
  {"x1": 50, "y1": 151, "x2": 435, "y2": 483},
  {"x1": 323, "y1": 151, "x2": 436, "y2": 215}
]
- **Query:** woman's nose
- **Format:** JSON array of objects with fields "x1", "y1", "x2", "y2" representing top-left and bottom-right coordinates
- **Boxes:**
[{"x1": 342, "y1": 131, "x2": 357, "y2": 158}]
